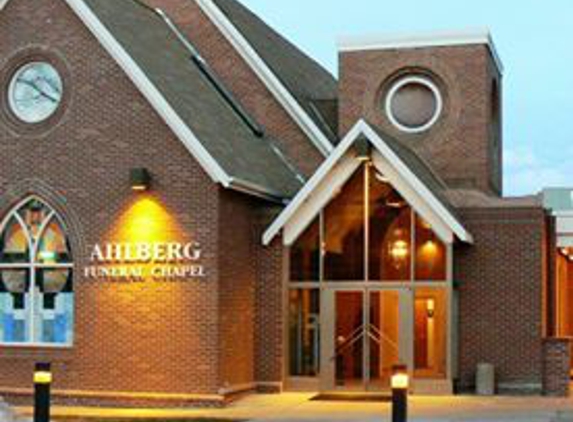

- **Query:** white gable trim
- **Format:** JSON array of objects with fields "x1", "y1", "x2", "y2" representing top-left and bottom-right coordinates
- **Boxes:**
[
  {"x1": 263, "y1": 120, "x2": 473, "y2": 246},
  {"x1": 195, "y1": 0, "x2": 334, "y2": 156},
  {"x1": 0, "y1": 0, "x2": 8, "y2": 11}
]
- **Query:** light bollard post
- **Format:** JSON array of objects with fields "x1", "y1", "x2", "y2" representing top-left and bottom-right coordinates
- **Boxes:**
[
  {"x1": 34, "y1": 363, "x2": 52, "y2": 422},
  {"x1": 391, "y1": 364, "x2": 409, "y2": 422}
]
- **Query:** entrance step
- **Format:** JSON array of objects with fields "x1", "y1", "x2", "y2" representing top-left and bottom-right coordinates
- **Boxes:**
[{"x1": 310, "y1": 392, "x2": 391, "y2": 402}]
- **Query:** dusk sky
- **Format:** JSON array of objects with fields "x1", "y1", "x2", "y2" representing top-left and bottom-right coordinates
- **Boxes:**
[{"x1": 241, "y1": 0, "x2": 572, "y2": 196}]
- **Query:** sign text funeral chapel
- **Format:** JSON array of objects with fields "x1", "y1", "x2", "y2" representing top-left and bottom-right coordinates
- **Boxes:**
[{"x1": 84, "y1": 242, "x2": 206, "y2": 282}]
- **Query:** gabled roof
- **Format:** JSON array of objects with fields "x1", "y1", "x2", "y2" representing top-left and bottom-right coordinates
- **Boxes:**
[
  {"x1": 263, "y1": 120, "x2": 473, "y2": 246},
  {"x1": 1, "y1": 0, "x2": 304, "y2": 201},
  {"x1": 196, "y1": 0, "x2": 337, "y2": 154}
]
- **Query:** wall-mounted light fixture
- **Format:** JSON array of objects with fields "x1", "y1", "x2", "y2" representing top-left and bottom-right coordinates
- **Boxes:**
[
  {"x1": 426, "y1": 299, "x2": 436, "y2": 319},
  {"x1": 130, "y1": 168, "x2": 152, "y2": 192}
]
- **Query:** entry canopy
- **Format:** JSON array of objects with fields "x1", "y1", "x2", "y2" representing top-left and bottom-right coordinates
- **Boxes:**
[{"x1": 263, "y1": 120, "x2": 473, "y2": 246}]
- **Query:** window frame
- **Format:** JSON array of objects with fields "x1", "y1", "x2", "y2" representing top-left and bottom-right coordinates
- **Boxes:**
[{"x1": 0, "y1": 196, "x2": 74, "y2": 347}]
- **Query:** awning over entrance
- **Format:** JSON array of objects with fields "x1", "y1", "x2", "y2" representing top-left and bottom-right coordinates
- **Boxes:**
[{"x1": 263, "y1": 120, "x2": 473, "y2": 246}]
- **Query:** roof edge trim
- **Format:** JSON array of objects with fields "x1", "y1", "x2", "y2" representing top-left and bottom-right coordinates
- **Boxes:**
[
  {"x1": 263, "y1": 119, "x2": 473, "y2": 246},
  {"x1": 228, "y1": 177, "x2": 288, "y2": 203},
  {"x1": 196, "y1": 0, "x2": 334, "y2": 156},
  {"x1": 338, "y1": 28, "x2": 503, "y2": 74}
]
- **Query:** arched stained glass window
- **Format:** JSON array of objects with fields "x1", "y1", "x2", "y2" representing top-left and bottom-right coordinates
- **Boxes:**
[{"x1": 0, "y1": 197, "x2": 73, "y2": 345}]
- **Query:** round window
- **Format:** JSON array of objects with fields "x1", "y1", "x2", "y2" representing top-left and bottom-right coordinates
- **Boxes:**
[
  {"x1": 7, "y1": 62, "x2": 64, "y2": 124},
  {"x1": 385, "y1": 76, "x2": 442, "y2": 133}
]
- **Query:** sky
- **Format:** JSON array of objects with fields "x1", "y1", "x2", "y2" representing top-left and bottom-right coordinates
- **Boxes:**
[{"x1": 240, "y1": 0, "x2": 573, "y2": 196}]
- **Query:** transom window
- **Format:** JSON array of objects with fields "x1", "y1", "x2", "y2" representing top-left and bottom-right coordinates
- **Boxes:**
[
  {"x1": 290, "y1": 163, "x2": 448, "y2": 283},
  {"x1": 0, "y1": 198, "x2": 73, "y2": 345}
]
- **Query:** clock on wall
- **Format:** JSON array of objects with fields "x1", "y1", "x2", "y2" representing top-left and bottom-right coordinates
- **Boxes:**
[{"x1": 8, "y1": 62, "x2": 63, "y2": 124}]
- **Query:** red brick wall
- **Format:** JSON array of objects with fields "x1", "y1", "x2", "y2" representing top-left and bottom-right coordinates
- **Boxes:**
[
  {"x1": 142, "y1": 0, "x2": 325, "y2": 178},
  {"x1": 455, "y1": 207, "x2": 547, "y2": 392},
  {"x1": 218, "y1": 188, "x2": 258, "y2": 391},
  {"x1": 253, "y1": 209, "x2": 286, "y2": 389},
  {"x1": 542, "y1": 338, "x2": 570, "y2": 397},
  {"x1": 0, "y1": 0, "x2": 224, "y2": 403},
  {"x1": 339, "y1": 45, "x2": 502, "y2": 194}
]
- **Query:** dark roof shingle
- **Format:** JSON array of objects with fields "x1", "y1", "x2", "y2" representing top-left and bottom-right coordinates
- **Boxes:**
[
  {"x1": 84, "y1": 0, "x2": 303, "y2": 199},
  {"x1": 211, "y1": 0, "x2": 339, "y2": 141}
]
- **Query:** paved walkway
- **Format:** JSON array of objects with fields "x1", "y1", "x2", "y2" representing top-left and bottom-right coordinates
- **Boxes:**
[{"x1": 11, "y1": 393, "x2": 573, "y2": 422}]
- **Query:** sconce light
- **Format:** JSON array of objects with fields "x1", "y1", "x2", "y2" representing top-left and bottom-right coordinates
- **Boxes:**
[
  {"x1": 426, "y1": 299, "x2": 435, "y2": 319},
  {"x1": 130, "y1": 168, "x2": 152, "y2": 192}
]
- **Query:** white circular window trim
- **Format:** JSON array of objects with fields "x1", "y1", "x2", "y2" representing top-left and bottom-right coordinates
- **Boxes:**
[
  {"x1": 7, "y1": 61, "x2": 63, "y2": 124},
  {"x1": 385, "y1": 75, "x2": 443, "y2": 134}
]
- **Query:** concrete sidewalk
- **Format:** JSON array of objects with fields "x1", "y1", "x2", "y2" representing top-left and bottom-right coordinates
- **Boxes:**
[{"x1": 12, "y1": 393, "x2": 573, "y2": 422}]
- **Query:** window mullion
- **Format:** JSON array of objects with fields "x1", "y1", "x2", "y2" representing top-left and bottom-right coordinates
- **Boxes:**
[{"x1": 29, "y1": 263, "x2": 36, "y2": 343}]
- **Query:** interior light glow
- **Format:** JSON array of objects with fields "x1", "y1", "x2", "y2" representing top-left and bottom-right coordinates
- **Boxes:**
[
  {"x1": 426, "y1": 298, "x2": 436, "y2": 318},
  {"x1": 390, "y1": 240, "x2": 409, "y2": 260}
]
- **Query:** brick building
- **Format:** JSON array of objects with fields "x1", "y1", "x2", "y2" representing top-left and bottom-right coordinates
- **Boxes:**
[{"x1": 0, "y1": 0, "x2": 571, "y2": 407}]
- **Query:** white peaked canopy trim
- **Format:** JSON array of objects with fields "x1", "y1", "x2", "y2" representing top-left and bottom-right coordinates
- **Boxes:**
[{"x1": 263, "y1": 120, "x2": 474, "y2": 246}]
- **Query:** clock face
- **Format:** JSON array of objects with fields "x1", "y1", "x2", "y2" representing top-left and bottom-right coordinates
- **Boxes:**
[{"x1": 8, "y1": 62, "x2": 63, "y2": 124}]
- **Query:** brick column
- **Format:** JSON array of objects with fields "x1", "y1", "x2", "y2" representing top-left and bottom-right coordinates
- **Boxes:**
[{"x1": 542, "y1": 338, "x2": 571, "y2": 397}]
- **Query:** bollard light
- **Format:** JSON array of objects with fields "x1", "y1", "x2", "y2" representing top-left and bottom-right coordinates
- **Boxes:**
[
  {"x1": 34, "y1": 362, "x2": 52, "y2": 422},
  {"x1": 391, "y1": 372, "x2": 409, "y2": 390},
  {"x1": 391, "y1": 364, "x2": 409, "y2": 422}
]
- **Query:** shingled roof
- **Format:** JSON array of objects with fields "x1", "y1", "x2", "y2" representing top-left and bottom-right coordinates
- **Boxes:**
[
  {"x1": 83, "y1": 0, "x2": 304, "y2": 199},
  {"x1": 211, "y1": 0, "x2": 340, "y2": 141}
]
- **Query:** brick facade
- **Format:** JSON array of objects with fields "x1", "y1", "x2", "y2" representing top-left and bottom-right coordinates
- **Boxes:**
[
  {"x1": 542, "y1": 338, "x2": 571, "y2": 397},
  {"x1": 455, "y1": 207, "x2": 548, "y2": 393},
  {"x1": 0, "y1": 0, "x2": 566, "y2": 407},
  {"x1": 0, "y1": 0, "x2": 242, "y2": 407},
  {"x1": 339, "y1": 45, "x2": 503, "y2": 195}
]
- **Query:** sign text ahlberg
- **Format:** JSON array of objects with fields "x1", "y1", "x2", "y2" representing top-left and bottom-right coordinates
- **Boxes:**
[{"x1": 83, "y1": 242, "x2": 206, "y2": 282}]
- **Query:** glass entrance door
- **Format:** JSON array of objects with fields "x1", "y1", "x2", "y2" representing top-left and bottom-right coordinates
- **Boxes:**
[
  {"x1": 334, "y1": 291, "x2": 364, "y2": 389},
  {"x1": 322, "y1": 288, "x2": 409, "y2": 392}
]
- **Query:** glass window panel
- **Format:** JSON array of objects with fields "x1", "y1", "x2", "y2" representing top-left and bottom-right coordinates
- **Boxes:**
[
  {"x1": 0, "y1": 198, "x2": 74, "y2": 345},
  {"x1": 335, "y1": 291, "x2": 364, "y2": 387},
  {"x1": 0, "y1": 269, "x2": 29, "y2": 293},
  {"x1": 324, "y1": 167, "x2": 365, "y2": 281},
  {"x1": 37, "y1": 218, "x2": 72, "y2": 264},
  {"x1": 369, "y1": 168, "x2": 412, "y2": 281},
  {"x1": 18, "y1": 199, "x2": 51, "y2": 240},
  {"x1": 415, "y1": 215, "x2": 447, "y2": 281},
  {"x1": 0, "y1": 269, "x2": 30, "y2": 343},
  {"x1": 290, "y1": 217, "x2": 320, "y2": 281},
  {"x1": 37, "y1": 269, "x2": 72, "y2": 294},
  {"x1": 0, "y1": 217, "x2": 29, "y2": 264},
  {"x1": 34, "y1": 269, "x2": 74, "y2": 345},
  {"x1": 288, "y1": 289, "x2": 320, "y2": 376},
  {"x1": 414, "y1": 288, "x2": 447, "y2": 378}
]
